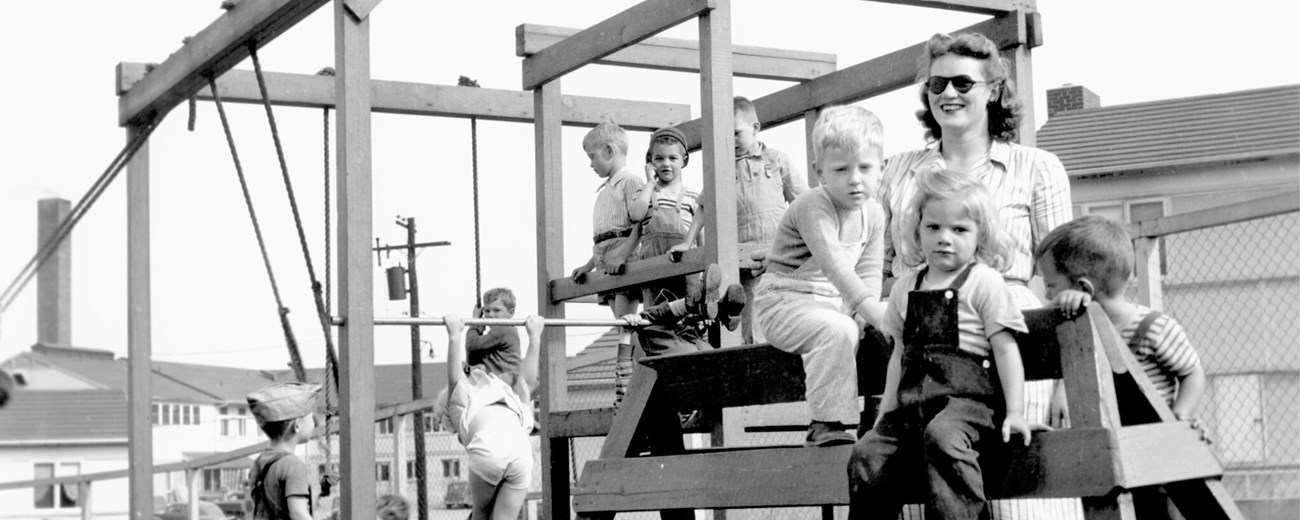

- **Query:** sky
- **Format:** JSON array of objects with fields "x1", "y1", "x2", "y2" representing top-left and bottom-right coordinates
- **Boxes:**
[{"x1": 1, "y1": 0, "x2": 1297, "y2": 372}]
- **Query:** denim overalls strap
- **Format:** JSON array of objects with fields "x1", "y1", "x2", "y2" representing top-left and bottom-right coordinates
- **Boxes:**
[
  {"x1": 736, "y1": 149, "x2": 787, "y2": 243},
  {"x1": 897, "y1": 263, "x2": 1001, "y2": 408}
]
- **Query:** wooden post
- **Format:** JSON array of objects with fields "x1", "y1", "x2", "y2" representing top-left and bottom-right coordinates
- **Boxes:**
[
  {"x1": 534, "y1": 78, "x2": 570, "y2": 520},
  {"x1": 335, "y1": 0, "x2": 377, "y2": 518},
  {"x1": 126, "y1": 124, "x2": 154, "y2": 520},
  {"x1": 79, "y1": 482, "x2": 92, "y2": 520},
  {"x1": 1005, "y1": 11, "x2": 1037, "y2": 147},
  {"x1": 187, "y1": 469, "x2": 201, "y2": 520},
  {"x1": 804, "y1": 108, "x2": 821, "y2": 189},
  {"x1": 699, "y1": 0, "x2": 740, "y2": 348},
  {"x1": 1133, "y1": 236, "x2": 1162, "y2": 310},
  {"x1": 394, "y1": 413, "x2": 409, "y2": 495}
]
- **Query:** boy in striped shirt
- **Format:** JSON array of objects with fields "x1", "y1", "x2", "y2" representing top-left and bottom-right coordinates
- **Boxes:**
[{"x1": 1035, "y1": 215, "x2": 1206, "y2": 420}]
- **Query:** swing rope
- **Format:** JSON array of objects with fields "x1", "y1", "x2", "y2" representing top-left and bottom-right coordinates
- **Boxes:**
[
  {"x1": 458, "y1": 75, "x2": 483, "y2": 306},
  {"x1": 0, "y1": 116, "x2": 163, "y2": 315},
  {"x1": 207, "y1": 75, "x2": 308, "y2": 383},
  {"x1": 247, "y1": 44, "x2": 341, "y2": 396}
]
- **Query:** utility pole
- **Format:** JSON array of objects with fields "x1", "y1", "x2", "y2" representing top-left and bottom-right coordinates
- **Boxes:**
[{"x1": 375, "y1": 218, "x2": 447, "y2": 520}]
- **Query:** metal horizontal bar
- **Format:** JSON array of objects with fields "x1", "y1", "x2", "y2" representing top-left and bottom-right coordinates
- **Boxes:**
[
  {"x1": 372, "y1": 241, "x2": 450, "y2": 252},
  {"x1": 330, "y1": 317, "x2": 632, "y2": 328}
]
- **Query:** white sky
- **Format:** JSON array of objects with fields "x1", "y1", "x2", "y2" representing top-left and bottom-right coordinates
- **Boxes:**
[{"x1": 1, "y1": 0, "x2": 1297, "y2": 371}]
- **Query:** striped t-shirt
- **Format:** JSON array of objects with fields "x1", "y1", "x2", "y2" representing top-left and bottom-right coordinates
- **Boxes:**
[{"x1": 1121, "y1": 305, "x2": 1203, "y2": 405}]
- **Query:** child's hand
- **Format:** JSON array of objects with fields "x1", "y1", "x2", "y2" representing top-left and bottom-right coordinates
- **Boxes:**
[
  {"x1": 1002, "y1": 412, "x2": 1032, "y2": 446},
  {"x1": 620, "y1": 313, "x2": 649, "y2": 328},
  {"x1": 444, "y1": 313, "x2": 465, "y2": 336},
  {"x1": 472, "y1": 304, "x2": 483, "y2": 319},
  {"x1": 644, "y1": 163, "x2": 657, "y2": 182},
  {"x1": 603, "y1": 256, "x2": 627, "y2": 275},
  {"x1": 1047, "y1": 381, "x2": 1070, "y2": 429},
  {"x1": 1051, "y1": 289, "x2": 1092, "y2": 318},
  {"x1": 524, "y1": 315, "x2": 545, "y2": 336},
  {"x1": 668, "y1": 242, "x2": 691, "y2": 262},
  {"x1": 571, "y1": 265, "x2": 590, "y2": 284}
]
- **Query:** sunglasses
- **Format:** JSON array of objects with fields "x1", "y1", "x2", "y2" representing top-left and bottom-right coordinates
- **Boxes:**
[{"x1": 925, "y1": 75, "x2": 993, "y2": 95}]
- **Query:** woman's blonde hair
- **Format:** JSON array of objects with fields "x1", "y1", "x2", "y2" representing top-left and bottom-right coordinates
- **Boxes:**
[{"x1": 898, "y1": 168, "x2": 1012, "y2": 272}]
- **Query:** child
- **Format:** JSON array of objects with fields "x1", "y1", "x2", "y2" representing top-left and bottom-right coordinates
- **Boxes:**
[
  {"x1": 672, "y1": 96, "x2": 807, "y2": 340},
  {"x1": 1035, "y1": 215, "x2": 1206, "y2": 419},
  {"x1": 630, "y1": 126, "x2": 701, "y2": 307},
  {"x1": 247, "y1": 382, "x2": 322, "y2": 520},
  {"x1": 848, "y1": 168, "x2": 1031, "y2": 519},
  {"x1": 444, "y1": 313, "x2": 544, "y2": 520},
  {"x1": 569, "y1": 121, "x2": 643, "y2": 404},
  {"x1": 465, "y1": 287, "x2": 522, "y2": 375},
  {"x1": 620, "y1": 264, "x2": 745, "y2": 356},
  {"x1": 752, "y1": 105, "x2": 888, "y2": 447}
]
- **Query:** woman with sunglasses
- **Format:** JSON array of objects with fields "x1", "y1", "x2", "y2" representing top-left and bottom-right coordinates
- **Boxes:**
[{"x1": 871, "y1": 32, "x2": 1079, "y2": 519}]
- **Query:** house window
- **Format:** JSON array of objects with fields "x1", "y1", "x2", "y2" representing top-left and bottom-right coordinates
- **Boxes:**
[
  {"x1": 376, "y1": 462, "x2": 392, "y2": 482},
  {"x1": 34, "y1": 462, "x2": 79, "y2": 509},
  {"x1": 424, "y1": 414, "x2": 436, "y2": 432},
  {"x1": 377, "y1": 418, "x2": 393, "y2": 435},
  {"x1": 156, "y1": 403, "x2": 202, "y2": 426},
  {"x1": 406, "y1": 461, "x2": 416, "y2": 479},
  {"x1": 203, "y1": 468, "x2": 222, "y2": 492},
  {"x1": 1082, "y1": 198, "x2": 1168, "y2": 275},
  {"x1": 1216, "y1": 374, "x2": 1266, "y2": 464},
  {"x1": 221, "y1": 406, "x2": 250, "y2": 437},
  {"x1": 441, "y1": 459, "x2": 461, "y2": 478}
]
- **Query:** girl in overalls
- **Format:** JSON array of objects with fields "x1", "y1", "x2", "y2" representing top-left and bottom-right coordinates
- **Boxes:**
[
  {"x1": 752, "y1": 105, "x2": 889, "y2": 447},
  {"x1": 630, "y1": 127, "x2": 701, "y2": 307},
  {"x1": 848, "y1": 168, "x2": 1032, "y2": 520}
]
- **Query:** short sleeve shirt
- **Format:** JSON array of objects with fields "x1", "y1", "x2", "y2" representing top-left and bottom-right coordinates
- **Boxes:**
[
  {"x1": 881, "y1": 263, "x2": 1027, "y2": 357},
  {"x1": 252, "y1": 450, "x2": 317, "y2": 520},
  {"x1": 1121, "y1": 306, "x2": 1203, "y2": 405},
  {"x1": 593, "y1": 166, "x2": 646, "y2": 237}
]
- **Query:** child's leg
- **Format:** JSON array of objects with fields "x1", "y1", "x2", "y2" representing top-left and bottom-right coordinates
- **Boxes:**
[
  {"x1": 847, "y1": 408, "x2": 919, "y2": 520},
  {"x1": 489, "y1": 487, "x2": 528, "y2": 520},
  {"x1": 468, "y1": 473, "x2": 501, "y2": 520},
  {"x1": 922, "y1": 397, "x2": 997, "y2": 519},
  {"x1": 755, "y1": 294, "x2": 859, "y2": 426},
  {"x1": 611, "y1": 294, "x2": 640, "y2": 406}
]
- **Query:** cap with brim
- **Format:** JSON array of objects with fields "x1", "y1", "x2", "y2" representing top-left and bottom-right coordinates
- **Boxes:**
[
  {"x1": 247, "y1": 382, "x2": 320, "y2": 423},
  {"x1": 650, "y1": 127, "x2": 687, "y2": 150}
]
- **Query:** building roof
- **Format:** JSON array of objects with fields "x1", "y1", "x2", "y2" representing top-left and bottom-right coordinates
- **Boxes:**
[
  {"x1": 1037, "y1": 84, "x2": 1300, "y2": 178},
  {"x1": 0, "y1": 389, "x2": 128, "y2": 443},
  {"x1": 566, "y1": 328, "x2": 620, "y2": 386}
]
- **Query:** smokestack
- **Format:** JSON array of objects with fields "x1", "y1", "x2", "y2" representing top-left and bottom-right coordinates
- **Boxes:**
[{"x1": 37, "y1": 198, "x2": 71, "y2": 347}]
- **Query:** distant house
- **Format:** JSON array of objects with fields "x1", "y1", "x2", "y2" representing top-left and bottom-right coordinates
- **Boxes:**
[{"x1": 1038, "y1": 84, "x2": 1299, "y2": 514}]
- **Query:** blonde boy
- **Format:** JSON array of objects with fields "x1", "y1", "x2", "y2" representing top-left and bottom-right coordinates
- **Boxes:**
[{"x1": 570, "y1": 121, "x2": 643, "y2": 403}]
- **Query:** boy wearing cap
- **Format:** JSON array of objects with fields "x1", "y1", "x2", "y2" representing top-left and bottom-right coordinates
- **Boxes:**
[
  {"x1": 630, "y1": 126, "x2": 701, "y2": 307},
  {"x1": 247, "y1": 382, "x2": 321, "y2": 520}
]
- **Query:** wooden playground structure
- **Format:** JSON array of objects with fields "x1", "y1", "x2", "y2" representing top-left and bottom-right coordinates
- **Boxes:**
[{"x1": 101, "y1": 1, "x2": 1244, "y2": 519}]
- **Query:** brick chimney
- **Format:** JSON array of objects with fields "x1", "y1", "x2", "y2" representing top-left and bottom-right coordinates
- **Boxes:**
[
  {"x1": 36, "y1": 198, "x2": 71, "y2": 347},
  {"x1": 1046, "y1": 84, "x2": 1100, "y2": 117}
]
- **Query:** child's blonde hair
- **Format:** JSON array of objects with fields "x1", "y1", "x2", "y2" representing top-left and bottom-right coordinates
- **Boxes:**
[
  {"x1": 1035, "y1": 215, "x2": 1134, "y2": 296},
  {"x1": 810, "y1": 105, "x2": 884, "y2": 167},
  {"x1": 899, "y1": 168, "x2": 1012, "y2": 272},
  {"x1": 734, "y1": 96, "x2": 759, "y2": 126},
  {"x1": 582, "y1": 121, "x2": 629, "y2": 156}
]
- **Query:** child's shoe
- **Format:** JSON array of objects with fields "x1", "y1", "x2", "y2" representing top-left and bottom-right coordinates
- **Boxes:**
[
  {"x1": 612, "y1": 343, "x2": 634, "y2": 408},
  {"x1": 805, "y1": 421, "x2": 855, "y2": 447},
  {"x1": 718, "y1": 284, "x2": 745, "y2": 332},
  {"x1": 688, "y1": 264, "x2": 722, "y2": 319}
]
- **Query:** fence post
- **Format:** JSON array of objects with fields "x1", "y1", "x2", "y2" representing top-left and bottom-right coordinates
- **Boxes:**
[
  {"x1": 79, "y1": 481, "x2": 92, "y2": 520},
  {"x1": 187, "y1": 468, "x2": 201, "y2": 519},
  {"x1": 394, "y1": 413, "x2": 409, "y2": 495},
  {"x1": 1134, "y1": 236, "x2": 1163, "y2": 310}
]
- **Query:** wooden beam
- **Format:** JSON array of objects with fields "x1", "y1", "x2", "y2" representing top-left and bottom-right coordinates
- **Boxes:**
[
  {"x1": 335, "y1": 1, "x2": 376, "y2": 517},
  {"x1": 515, "y1": 24, "x2": 835, "y2": 81},
  {"x1": 549, "y1": 249, "x2": 709, "y2": 303},
  {"x1": 1114, "y1": 423, "x2": 1224, "y2": 489},
  {"x1": 1128, "y1": 190, "x2": 1299, "y2": 238},
  {"x1": 117, "y1": 63, "x2": 690, "y2": 131},
  {"x1": 698, "y1": 0, "x2": 742, "y2": 348},
  {"x1": 675, "y1": 13, "x2": 1026, "y2": 149},
  {"x1": 125, "y1": 125, "x2": 153, "y2": 520},
  {"x1": 866, "y1": 0, "x2": 1037, "y2": 15},
  {"x1": 548, "y1": 408, "x2": 615, "y2": 438},
  {"x1": 117, "y1": 0, "x2": 329, "y2": 126},
  {"x1": 521, "y1": 0, "x2": 714, "y2": 90}
]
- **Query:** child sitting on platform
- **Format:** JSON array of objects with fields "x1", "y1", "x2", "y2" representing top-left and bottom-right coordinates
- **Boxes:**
[
  {"x1": 443, "y1": 313, "x2": 544, "y2": 520},
  {"x1": 848, "y1": 168, "x2": 1032, "y2": 519},
  {"x1": 569, "y1": 121, "x2": 644, "y2": 405},
  {"x1": 752, "y1": 105, "x2": 888, "y2": 447},
  {"x1": 670, "y1": 96, "x2": 808, "y2": 339},
  {"x1": 620, "y1": 264, "x2": 745, "y2": 356},
  {"x1": 1035, "y1": 215, "x2": 1206, "y2": 420}
]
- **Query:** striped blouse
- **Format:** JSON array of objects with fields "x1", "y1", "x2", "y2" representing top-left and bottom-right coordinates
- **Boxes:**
[{"x1": 880, "y1": 140, "x2": 1072, "y2": 283}]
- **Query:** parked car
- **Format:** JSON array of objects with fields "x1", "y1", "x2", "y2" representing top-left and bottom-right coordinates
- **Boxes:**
[
  {"x1": 155, "y1": 501, "x2": 233, "y2": 520},
  {"x1": 444, "y1": 480, "x2": 472, "y2": 509}
]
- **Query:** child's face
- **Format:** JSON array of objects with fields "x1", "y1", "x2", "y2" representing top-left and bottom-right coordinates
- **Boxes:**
[
  {"x1": 295, "y1": 412, "x2": 317, "y2": 442},
  {"x1": 584, "y1": 143, "x2": 616, "y2": 179},
  {"x1": 481, "y1": 298, "x2": 513, "y2": 319},
  {"x1": 816, "y1": 146, "x2": 881, "y2": 210},
  {"x1": 1036, "y1": 253, "x2": 1076, "y2": 300},
  {"x1": 649, "y1": 142, "x2": 685, "y2": 185},
  {"x1": 918, "y1": 198, "x2": 979, "y2": 275},
  {"x1": 734, "y1": 117, "x2": 760, "y2": 157}
]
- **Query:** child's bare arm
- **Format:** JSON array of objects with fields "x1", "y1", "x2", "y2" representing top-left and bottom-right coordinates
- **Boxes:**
[
  {"x1": 670, "y1": 207, "x2": 706, "y2": 255},
  {"x1": 1172, "y1": 363, "x2": 1207, "y2": 420},
  {"x1": 990, "y1": 330, "x2": 1031, "y2": 445},
  {"x1": 1049, "y1": 289, "x2": 1092, "y2": 317},
  {"x1": 571, "y1": 256, "x2": 596, "y2": 281},
  {"x1": 287, "y1": 497, "x2": 312, "y2": 520},
  {"x1": 628, "y1": 169, "x2": 657, "y2": 221},
  {"x1": 521, "y1": 316, "x2": 545, "y2": 391},
  {"x1": 875, "y1": 335, "x2": 905, "y2": 427},
  {"x1": 444, "y1": 314, "x2": 467, "y2": 387}
]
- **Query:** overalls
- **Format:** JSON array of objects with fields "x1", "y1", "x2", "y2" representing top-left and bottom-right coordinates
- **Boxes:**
[
  {"x1": 639, "y1": 186, "x2": 696, "y2": 305},
  {"x1": 849, "y1": 264, "x2": 1002, "y2": 520},
  {"x1": 735, "y1": 149, "x2": 790, "y2": 244},
  {"x1": 753, "y1": 203, "x2": 867, "y2": 426}
]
